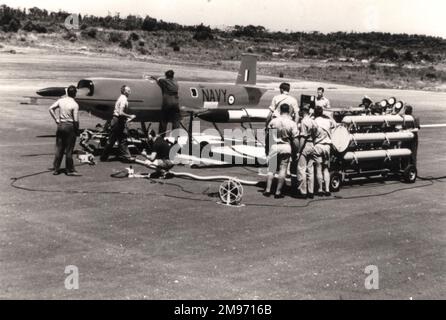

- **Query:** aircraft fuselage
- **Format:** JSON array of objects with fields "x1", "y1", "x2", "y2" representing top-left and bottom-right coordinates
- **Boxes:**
[{"x1": 69, "y1": 78, "x2": 270, "y2": 122}]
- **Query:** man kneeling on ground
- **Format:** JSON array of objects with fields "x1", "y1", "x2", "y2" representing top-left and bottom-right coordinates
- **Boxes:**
[{"x1": 141, "y1": 130, "x2": 175, "y2": 178}]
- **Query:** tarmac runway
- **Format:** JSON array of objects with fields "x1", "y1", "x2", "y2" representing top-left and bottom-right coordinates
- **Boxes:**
[{"x1": 0, "y1": 51, "x2": 445, "y2": 299}]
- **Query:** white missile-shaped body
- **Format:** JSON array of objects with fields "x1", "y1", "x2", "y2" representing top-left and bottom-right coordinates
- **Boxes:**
[
  {"x1": 343, "y1": 148, "x2": 412, "y2": 162},
  {"x1": 349, "y1": 131, "x2": 414, "y2": 144},
  {"x1": 342, "y1": 115, "x2": 414, "y2": 126},
  {"x1": 331, "y1": 127, "x2": 415, "y2": 153},
  {"x1": 197, "y1": 108, "x2": 270, "y2": 123}
]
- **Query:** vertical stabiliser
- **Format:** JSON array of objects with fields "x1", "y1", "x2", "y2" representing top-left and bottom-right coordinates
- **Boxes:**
[{"x1": 236, "y1": 54, "x2": 257, "y2": 85}]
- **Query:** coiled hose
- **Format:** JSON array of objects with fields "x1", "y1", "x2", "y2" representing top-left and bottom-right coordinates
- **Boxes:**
[{"x1": 133, "y1": 158, "x2": 260, "y2": 186}]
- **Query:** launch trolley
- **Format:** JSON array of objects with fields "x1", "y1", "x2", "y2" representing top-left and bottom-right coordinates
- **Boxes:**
[{"x1": 327, "y1": 112, "x2": 418, "y2": 192}]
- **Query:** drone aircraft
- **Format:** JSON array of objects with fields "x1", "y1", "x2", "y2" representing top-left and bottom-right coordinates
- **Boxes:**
[{"x1": 36, "y1": 54, "x2": 276, "y2": 128}]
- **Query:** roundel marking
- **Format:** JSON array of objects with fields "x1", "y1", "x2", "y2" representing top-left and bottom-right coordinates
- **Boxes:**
[{"x1": 228, "y1": 95, "x2": 235, "y2": 105}]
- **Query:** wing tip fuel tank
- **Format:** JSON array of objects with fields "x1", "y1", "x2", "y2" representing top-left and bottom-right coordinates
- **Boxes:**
[{"x1": 196, "y1": 108, "x2": 270, "y2": 123}]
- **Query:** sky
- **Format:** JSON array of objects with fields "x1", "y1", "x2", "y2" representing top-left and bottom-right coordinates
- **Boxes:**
[{"x1": 3, "y1": 0, "x2": 446, "y2": 38}]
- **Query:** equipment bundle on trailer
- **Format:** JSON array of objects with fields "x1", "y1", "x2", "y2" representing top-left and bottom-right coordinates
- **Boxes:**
[{"x1": 328, "y1": 113, "x2": 418, "y2": 192}]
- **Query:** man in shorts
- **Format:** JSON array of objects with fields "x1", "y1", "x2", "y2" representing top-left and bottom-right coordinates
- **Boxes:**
[
  {"x1": 264, "y1": 103, "x2": 299, "y2": 199},
  {"x1": 265, "y1": 82, "x2": 299, "y2": 155},
  {"x1": 296, "y1": 104, "x2": 318, "y2": 199},
  {"x1": 313, "y1": 106, "x2": 336, "y2": 196}
]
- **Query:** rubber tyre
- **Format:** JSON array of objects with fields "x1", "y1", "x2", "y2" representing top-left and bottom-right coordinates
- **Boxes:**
[
  {"x1": 330, "y1": 172, "x2": 342, "y2": 192},
  {"x1": 403, "y1": 165, "x2": 417, "y2": 183}
]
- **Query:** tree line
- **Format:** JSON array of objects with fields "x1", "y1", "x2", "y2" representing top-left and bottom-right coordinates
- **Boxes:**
[{"x1": 1, "y1": 4, "x2": 445, "y2": 55}]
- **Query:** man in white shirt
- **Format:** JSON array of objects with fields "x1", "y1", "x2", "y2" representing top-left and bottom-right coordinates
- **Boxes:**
[
  {"x1": 48, "y1": 85, "x2": 81, "y2": 176},
  {"x1": 313, "y1": 106, "x2": 336, "y2": 196},
  {"x1": 315, "y1": 87, "x2": 331, "y2": 109},
  {"x1": 100, "y1": 85, "x2": 136, "y2": 162},
  {"x1": 295, "y1": 104, "x2": 318, "y2": 199},
  {"x1": 265, "y1": 83, "x2": 298, "y2": 155},
  {"x1": 268, "y1": 83, "x2": 299, "y2": 120},
  {"x1": 264, "y1": 104, "x2": 299, "y2": 198}
]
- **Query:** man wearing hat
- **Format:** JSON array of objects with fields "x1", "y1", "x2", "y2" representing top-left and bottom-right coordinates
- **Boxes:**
[
  {"x1": 154, "y1": 70, "x2": 180, "y2": 137},
  {"x1": 359, "y1": 95, "x2": 373, "y2": 115}
]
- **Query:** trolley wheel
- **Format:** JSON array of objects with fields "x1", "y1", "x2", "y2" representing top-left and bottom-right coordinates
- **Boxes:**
[
  {"x1": 403, "y1": 165, "x2": 417, "y2": 183},
  {"x1": 329, "y1": 172, "x2": 342, "y2": 192},
  {"x1": 219, "y1": 179, "x2": 243, "y2": 206}
]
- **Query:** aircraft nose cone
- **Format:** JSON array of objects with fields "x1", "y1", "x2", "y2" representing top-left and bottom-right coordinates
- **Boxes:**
[
  {"x1": 36, "y1": 87, "x2": 67, "y2": 97},
  {"x1": 196, "y1": 109, "x2": 230, "y2": 123}
]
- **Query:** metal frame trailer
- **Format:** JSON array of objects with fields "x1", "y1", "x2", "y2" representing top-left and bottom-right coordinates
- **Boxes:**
[{"x1": 328, "y1": 114, "x2": 418, "y2": 192}]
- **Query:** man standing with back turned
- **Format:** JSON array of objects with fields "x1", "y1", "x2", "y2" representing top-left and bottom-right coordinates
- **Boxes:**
[
  {"x1": 48, "y1": 85, "x2": 81, "y2": 176},
  {"x1": 264, "y1": 104, "x2": 299, "y2": 199},
  {"x1": 265, "y1": 82, "x2": 298, "y2": 155},
  {"x1": 154, "y1": 70, "x2": 181, "y2": 137},
  {"x1": 267, "y1": 82, "x2": 299, "y2": 122}
]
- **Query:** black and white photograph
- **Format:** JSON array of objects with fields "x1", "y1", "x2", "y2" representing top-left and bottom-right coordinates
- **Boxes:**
[{"x1": 0, "y1": 0, "x2": 445, "y2": 304}]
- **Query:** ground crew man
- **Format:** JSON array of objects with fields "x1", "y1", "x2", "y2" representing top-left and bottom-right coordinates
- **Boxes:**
[
  {"x1": 48, "y1": 85, "x2": 81, "y2": 176},
  {"x1": 360, "y1": 95, "x2": 373, "y2": 115},
  {"x1": 313, "y1": 106, "x2": 336, "y2": 196},
  {"x1": 154, "y1": 70, "x2": 181, "y2": 137},
  {"x1": 315, "y1": 87, "x2": 331, "y2": 109},
  {"x1": 141, "y1": 130, "x2": 175, "y2": 178},
  {"x1": 267, "y1": 82, "x2": 299, "y2": 121},
  {"x1": 265, "y1": 82, "x2": 298, "y2": 155},
  {"x1": 100, "y1": 85, "x2": 136, "y2": 162},
  {"x1": 370, "y1": 103, "x2": 383, "y2": 115},
  {"x1": 295, "y1": 104, "x2": 318, "y2": 199},
  {"x1": 263, "y1": 104, "x2": 299, "y2": 199},
  {"x1": 403, "y1": 105, "x2": 420, "y2": 167}
]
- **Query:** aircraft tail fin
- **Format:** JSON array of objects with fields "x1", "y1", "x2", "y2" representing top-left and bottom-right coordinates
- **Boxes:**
[{"x1": 236, "y1": 54, "x2": 257, "y2": 85}]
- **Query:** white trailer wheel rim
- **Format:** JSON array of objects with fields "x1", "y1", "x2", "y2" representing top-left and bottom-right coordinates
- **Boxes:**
[
  {"x1": 331, "y1": 176, "x2": 340, "y2": 189},
  {"x1": 409, "y1": 169, "x2": 416, "y2": 181},
  {"x1": 219, "y1": 179, "x2": 243, "y2": 205}
]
